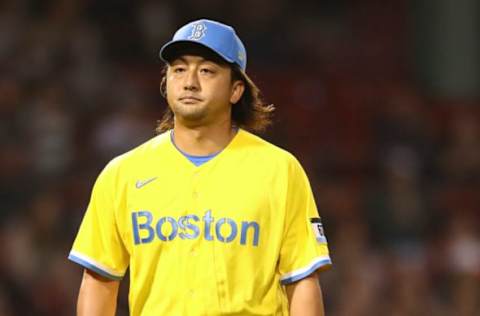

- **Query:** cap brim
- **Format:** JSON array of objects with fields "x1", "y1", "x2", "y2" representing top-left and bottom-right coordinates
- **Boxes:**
[{"x1": 159, "y1": 40, "x2": 236, "y2": 65}]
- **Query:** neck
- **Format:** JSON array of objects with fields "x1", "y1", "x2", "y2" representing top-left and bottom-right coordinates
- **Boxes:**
[{"x1": 172, "y1": 118, "x2": 237, "y2": 156}]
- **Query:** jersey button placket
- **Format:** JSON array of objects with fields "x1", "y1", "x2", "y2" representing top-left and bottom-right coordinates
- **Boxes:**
[
  {"x1": 190, "y1": 170, "x2": 200, "y2": 307},
  {"x1": 192, "y1": 170, "x2": 200, "y2": 200},
  {"x1": 190, "y1": 169, "x2": 210, "y2": 314}
]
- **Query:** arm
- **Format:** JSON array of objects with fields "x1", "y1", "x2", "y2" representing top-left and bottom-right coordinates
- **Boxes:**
[
  {"x1": 286, "y1": 272, "x2": 325, "y2": 316},
  {"x1": 77, "y1": 269, "x2": 120, "y2": 316}
]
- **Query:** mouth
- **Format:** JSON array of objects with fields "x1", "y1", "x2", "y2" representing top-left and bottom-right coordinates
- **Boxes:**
[{"x1": 179, "y1": 96, "x2": 203, "y2": 104}]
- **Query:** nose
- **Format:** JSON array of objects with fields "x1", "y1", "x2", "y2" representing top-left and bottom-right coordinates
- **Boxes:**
[{"x1": 184, "y1": 68, "x2": 200, "y2": 91}]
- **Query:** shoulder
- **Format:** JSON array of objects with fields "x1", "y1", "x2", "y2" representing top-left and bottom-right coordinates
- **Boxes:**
[
  {"x1": 237, "y1": 130, "x2": 311, "y2": 192},
  {"x1": 238, "y1": 129, "x2": 302, "y2": 168},
  {"x1": 100, "y1": 131, "x2": 171, "y2": 176}
]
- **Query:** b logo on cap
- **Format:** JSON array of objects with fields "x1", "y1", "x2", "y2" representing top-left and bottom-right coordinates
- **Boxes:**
[{"x1": 188, "y1": 23, "x2": 207, "y2": 40}]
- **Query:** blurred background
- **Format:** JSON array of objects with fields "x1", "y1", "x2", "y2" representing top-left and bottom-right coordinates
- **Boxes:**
[{"x1": 1, "y1": 0, "x2": 479, "y2": 315}]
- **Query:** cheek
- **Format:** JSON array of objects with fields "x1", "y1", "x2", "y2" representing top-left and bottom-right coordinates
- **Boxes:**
[
  {"x1": 165, "y1": 79, "x2": 177, "y2": 100},
  {"x1": 205, "y1": 80, "x2": 232, "y2": 102},
  {"x1": 165, "y1": 84, "x2": 177, "y2": 106}
]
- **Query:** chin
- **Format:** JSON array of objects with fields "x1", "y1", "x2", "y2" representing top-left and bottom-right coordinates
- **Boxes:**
[{"x1": 174, "y1": 106, "x2": 208, "y2": 123}]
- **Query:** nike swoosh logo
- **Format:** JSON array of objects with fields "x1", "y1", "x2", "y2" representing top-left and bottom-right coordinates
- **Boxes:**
[{"x1": 135, "y1": 177, "x2": 157, "y2": 189}]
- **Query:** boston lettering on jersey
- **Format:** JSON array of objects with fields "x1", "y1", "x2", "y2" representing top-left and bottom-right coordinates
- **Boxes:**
[{"x1": 132, "y1": 210, "x2": 260, "y2": 247}]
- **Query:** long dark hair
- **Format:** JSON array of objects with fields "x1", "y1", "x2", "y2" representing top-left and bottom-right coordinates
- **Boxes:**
[{"x1": 156, "y1": 65, "x2": 275, "y2": 134}]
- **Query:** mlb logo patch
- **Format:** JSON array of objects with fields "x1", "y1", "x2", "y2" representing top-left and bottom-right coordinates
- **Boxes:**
[{"x1": 310, "y1": 218, "x2": 327, "y2": 244}]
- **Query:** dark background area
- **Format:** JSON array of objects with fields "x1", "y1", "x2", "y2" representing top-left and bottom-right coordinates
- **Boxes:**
[{"x1": 1, "y1": 0, "x2": 479, "y2": 315}]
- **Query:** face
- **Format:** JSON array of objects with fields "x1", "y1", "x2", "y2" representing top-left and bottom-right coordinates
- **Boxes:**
[{"x1": 165, "y1": 53, "x2": 244, "y2": 127}]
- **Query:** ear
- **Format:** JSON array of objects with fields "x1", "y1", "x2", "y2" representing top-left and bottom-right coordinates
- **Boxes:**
[
  {"x1": 160, "y1": 76, "x2": 167, "y2": 98},
  {"x1": 230, "y1": 80, "x2": 245, "y2": 104}
]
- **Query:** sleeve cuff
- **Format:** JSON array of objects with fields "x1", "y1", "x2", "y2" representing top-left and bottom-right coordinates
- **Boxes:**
[
  {"x1": 280, "y1": 256, "x2": 332, "y2": 285},
  {"x1": 68, "y1": 250, "x2": 124, "y2": 281}
]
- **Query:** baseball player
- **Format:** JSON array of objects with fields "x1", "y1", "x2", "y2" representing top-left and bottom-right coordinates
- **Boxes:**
[{"x1": 69, "y1": 19, "x2": 332, "y2": 316}]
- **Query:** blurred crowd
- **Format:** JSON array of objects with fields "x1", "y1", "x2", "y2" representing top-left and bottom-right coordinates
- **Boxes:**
[{"x1": 1, "y1": 0, "x2": 479, "y2": 315}]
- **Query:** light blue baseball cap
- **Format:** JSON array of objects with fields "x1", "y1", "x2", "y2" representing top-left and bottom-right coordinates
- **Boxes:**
[{"x1": 159, "y1": 19, "x2": 247, "y2": 71}]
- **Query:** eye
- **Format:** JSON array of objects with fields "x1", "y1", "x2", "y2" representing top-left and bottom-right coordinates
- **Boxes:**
[
  {"x1": 172, "y1": 66, "x2": 186, "y2": 73},
  {"x1": 200, "y1": 67, "x2": 215, "y2": 74}
]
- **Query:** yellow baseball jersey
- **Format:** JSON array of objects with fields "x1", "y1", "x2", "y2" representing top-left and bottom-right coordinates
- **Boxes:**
[{"x1": 69, "y1": 129, "x2": 331, "y2": 315}]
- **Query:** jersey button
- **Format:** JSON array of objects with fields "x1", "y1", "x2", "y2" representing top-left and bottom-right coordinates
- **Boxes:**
[{"x1": 193, "y1": 191, "x2": 198, "y2": 198}]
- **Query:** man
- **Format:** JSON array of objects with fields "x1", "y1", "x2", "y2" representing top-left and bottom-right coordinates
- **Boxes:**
[{"x1": 69, "y1": 19, "x2": 332, "y2": 316}]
